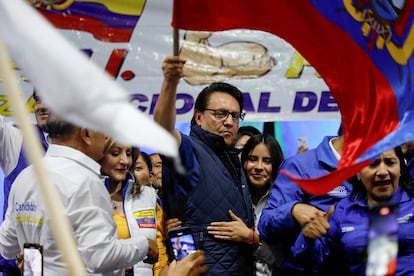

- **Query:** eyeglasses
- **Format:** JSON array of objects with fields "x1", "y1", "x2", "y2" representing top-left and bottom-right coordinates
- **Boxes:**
[{"x1": 204, "y1": 108, "x2": 246, "y2": 122}]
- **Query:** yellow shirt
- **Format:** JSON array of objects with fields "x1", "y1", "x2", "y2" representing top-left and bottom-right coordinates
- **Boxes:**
[
  {"x1": 153, "y1": 202, "x2": 169, "y2": 276},
  {"x1": 113, "y1": 212, "x2": 130, "y2": 240}
]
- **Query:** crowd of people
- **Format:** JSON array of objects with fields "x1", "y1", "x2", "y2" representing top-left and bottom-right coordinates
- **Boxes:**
[{"x1": 1, "y1": 54, "x2": 414, "y2": 276}]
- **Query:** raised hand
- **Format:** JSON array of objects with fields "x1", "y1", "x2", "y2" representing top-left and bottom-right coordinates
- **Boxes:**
[{"x1": 162, "y1": 56, "x2": 185, "y2": 83}]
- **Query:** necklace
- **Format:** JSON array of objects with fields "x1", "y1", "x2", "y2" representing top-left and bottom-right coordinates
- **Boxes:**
[
  {"x1": 111, "y1": 199, "x2": 122, "y2": 210},
  {"x1": 109, "y1": 181, "x2": 124, "y2": 215}
]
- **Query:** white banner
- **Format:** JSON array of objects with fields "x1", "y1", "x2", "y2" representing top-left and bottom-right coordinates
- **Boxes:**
[{"x1": 0, "y1": 0, "x2": 340, "y2": 123}]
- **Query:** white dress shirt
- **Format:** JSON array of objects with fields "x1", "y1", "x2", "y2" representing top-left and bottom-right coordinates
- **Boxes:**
[{"x1": 0, "y1": 144, "x2": 149, "y2": 275}]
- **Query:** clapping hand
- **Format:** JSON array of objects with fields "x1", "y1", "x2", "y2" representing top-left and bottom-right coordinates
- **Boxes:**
[{"x1": 302, "y1": 205, "x2": 335, "y2": 239}]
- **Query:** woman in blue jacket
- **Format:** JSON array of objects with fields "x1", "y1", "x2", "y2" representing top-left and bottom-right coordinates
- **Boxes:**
[{"x1": 292, "y1": 146, "x2": 414, "y2": 275}]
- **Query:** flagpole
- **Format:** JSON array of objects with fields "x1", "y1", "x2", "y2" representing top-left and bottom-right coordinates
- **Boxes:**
[
  {"x1": 173, "y1": 28, "x2": 179, "y2": 56},
  {"x1": 0, "y1": 37, "x2": 85, "y2": 275}
]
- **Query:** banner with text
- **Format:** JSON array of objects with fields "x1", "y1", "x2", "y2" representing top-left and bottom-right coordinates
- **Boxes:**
[{"x1": 0, "y1": 0, "x2": 340, "y2": 122}]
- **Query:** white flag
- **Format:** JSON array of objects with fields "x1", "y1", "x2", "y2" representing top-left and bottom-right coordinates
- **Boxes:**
[{"x1": 0, "y1": 0, "x2": 178, "y2": 158}]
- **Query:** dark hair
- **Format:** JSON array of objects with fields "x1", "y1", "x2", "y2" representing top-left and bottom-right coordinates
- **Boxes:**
[
  {"x1": 130, "y1": 150, "x2": 153, "y2": 194},
  {"x1": 191, "y1": 82, "x2": 244, "y2": 125},
  {"x1": 350, "y1": 146, "x2": 414, "y2": 196},
  {"x1": 233, "y1": 126, "x2": 262, "y2": 147},
  {"x1": 241, "y1": 134, "x2": 284, "y2": 183},
  {"x1": 139, "y1": 151, "x2": 153, "y2": 172},
  {"x1": 45, "y1": 117, "x2": 77, "y2": 139},
  {"x1": 130, "y1": 147, "x2": 140, "y2": 171},
  {"x1": 238, "y1": 126, "x2": 261, "y2": 136}
]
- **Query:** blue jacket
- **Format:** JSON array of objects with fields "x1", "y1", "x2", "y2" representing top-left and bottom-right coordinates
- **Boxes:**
[
  {"x1": 258, "y1": 136, "x2": 352, "y2": 275},
  {"x1": 292, "y1": 187, "x2": 414, "y2": 275},
  {"x1": 162, "y1": 125, "x2": 255, "y2": 275}
]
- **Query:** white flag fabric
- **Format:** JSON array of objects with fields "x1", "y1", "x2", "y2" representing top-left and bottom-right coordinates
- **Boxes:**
[{"x1": 0, "y1": 0, "x2": 178, "y2": 158}]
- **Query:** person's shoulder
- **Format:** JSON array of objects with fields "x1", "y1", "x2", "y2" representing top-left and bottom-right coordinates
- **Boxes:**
[
  {"x1": 13, "y1": 164, "x2": 35, "y2": 185},
  {"x1": 281, "y1": 147, "x2": 318, "y2": 167},
  {"x1": 0, "y1": 116, "x2": 22, "y2": 135},
  {"x1": 180, "y1": 131, "x2": 191, "y2": 142},
  {"x1": 333, "y1": 196, "x2": 356, "y2": 213},
  {"x1": 178, "y1": 132, "x2": 198, "y2": 157},
  {"x1": 281, "y1": 136, "x2": 336, "y2": 166},
  {"x1": 46, "y1": 145, "x2": 101, "y2": 173}
]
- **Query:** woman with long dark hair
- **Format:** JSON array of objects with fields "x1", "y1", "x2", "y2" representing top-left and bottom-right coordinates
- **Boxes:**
[{"x1": 208, "y1": 134, "x2": 284, "y2": 275}]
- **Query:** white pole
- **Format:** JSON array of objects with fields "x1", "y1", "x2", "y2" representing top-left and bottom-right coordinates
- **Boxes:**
[{"x1": 0, "y1": 37, "x2": 86, "y2": 275}]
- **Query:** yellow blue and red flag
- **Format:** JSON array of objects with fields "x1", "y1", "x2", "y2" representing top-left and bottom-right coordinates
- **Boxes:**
[
  {"x1": 31, "y1": 0, "x2": 146, "y2": 42},
  {"x1": 172, "y1": 0, "x2": 414, "y2": 194},
  {"x1": 0, "y1": 0, "x2": 178, "y2": 158}
]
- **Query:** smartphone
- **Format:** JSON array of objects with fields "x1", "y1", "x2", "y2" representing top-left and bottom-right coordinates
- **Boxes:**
[
  {"x1": 366, "y1": 204, "x2": 398, "y2": 276},
  {"x1": 23, "y1": 243, "x2": 43, "y2": 276},
  {"x1": 168, "y1": 227, "x2": 197, "y2": 261}
]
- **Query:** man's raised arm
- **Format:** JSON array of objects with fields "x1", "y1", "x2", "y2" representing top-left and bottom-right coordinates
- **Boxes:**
[{"x1": 154, "y1": 56, "x2": 185, "y2": 145}]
